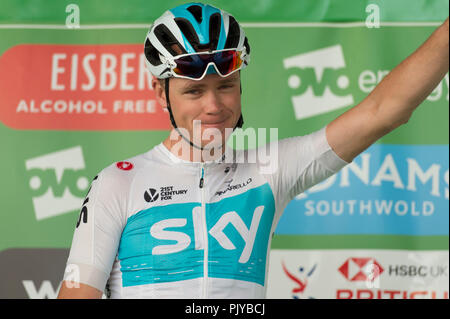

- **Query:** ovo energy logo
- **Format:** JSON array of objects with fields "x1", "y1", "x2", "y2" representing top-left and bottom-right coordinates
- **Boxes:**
[
  {"x1": 283, "y1": 43, "x2": 448, "y2": 121},
  {"x1": 25, "y1": 146, "x2": 89, "y2": 221},
  {"x1": 283, "y1": 45, "x2": 354, "y2": 120}
]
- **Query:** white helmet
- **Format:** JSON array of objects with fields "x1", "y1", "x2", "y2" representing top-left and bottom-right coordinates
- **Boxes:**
[{"x1": 144, "y1": 2, "x2": 250, "y2": 79}]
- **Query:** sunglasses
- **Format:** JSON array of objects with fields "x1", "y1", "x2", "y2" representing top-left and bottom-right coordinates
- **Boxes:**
[{"x1": 168, "y1": 49, "x2": 247, "y2": 80}]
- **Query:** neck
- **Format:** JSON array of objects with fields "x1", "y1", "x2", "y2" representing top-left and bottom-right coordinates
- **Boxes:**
[{"x1": 162, "y1": 130, "x2": 226, "y2": 163}]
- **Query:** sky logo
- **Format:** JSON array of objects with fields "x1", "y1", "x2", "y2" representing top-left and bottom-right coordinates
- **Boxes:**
[
  {"x1": 283, "y1": 45, "x2": 354, "y2": 120},
  {"x1": 119, "y1": 183, "x2": 275, "y2": 287},
  {"x1": 25, "y1": 146, "x2": 89, "y2": 221}
]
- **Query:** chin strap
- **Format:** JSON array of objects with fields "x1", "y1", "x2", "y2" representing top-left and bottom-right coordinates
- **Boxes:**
[{"x1": 164, "y1": 76, "x2": 244, "y2": 151}]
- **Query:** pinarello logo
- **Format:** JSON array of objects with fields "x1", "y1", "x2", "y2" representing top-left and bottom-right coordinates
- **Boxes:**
[
  {"x1": 338, "y1": 257, "x2": 384, "y2": 282},
  {"x1": 116, "y1": 161, "x2": 133, "y2": 171},
  {"x1": 0, "y1": 44, "x2": 171, "y2": 130}
]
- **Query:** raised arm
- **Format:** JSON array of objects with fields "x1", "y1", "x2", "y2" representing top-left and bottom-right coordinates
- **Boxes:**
[{"x1": 326, "y1": 18, "x2": 449, "y2": 163}]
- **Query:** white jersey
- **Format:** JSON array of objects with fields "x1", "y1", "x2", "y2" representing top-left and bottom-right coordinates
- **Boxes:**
[{"x1": 63, "y1": 127, "x2": 348, "y2": 298}]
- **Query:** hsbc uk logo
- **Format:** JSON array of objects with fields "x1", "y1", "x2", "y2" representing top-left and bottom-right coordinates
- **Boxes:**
[
  {"x1": 338, "y1": 257, "x2": 384, "y2": 288},
  {"x1": 25, "y1": 146, "x2": 89, "y2": 220}
]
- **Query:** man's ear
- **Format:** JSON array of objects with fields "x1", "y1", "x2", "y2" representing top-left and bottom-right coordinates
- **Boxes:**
[{"x1": 152, "y1": 76, "x2": 167, "y2": 108}]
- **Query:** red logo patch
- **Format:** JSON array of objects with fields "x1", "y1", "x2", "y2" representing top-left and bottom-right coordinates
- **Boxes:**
[
  {"x1": 116, "y1": 161, "x2": 133, "y2": 171},
  {"x1": 338, "y1": 257, "x2": 384, "y2": 282}
]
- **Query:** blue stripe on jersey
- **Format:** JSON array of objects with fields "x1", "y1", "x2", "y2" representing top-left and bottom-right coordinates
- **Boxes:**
[{"x1": 118, "y1": 183, "x2": 275, "y2": 287}]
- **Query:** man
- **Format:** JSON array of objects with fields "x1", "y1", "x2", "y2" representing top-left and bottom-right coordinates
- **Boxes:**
[{"x1": 58, "y1": 3, "x2": 449, "y2": 298}]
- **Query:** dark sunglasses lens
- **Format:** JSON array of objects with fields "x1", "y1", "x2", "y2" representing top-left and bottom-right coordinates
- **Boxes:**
[
  {"x1": 173, "y1": 51, "x2": 242, "y2": 79},
  {"x1": 214, "y1": 51, "x2": 242, "y2": 76},
  {"x1": 174, "y1": 55, "x2": 208, "y2": 79}
]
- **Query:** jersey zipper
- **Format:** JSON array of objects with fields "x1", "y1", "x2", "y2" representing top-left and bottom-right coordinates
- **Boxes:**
[{"x1": 199, "y1": 164, "x2": 208, "y2": 298}]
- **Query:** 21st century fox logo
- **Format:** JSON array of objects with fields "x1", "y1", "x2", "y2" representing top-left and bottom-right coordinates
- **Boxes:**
[
  {"x1": 25, "y1": 146, "x2": 89, "y2": 220},
  {"x1": 284, "y1": 45, "x2": 449, "y2": 120}
]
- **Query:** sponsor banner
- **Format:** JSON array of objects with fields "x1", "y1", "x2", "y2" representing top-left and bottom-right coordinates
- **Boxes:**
[
  {"x1": 0, "y1": 248, "x2": 107, "y2": 299},
  {"x1": 0, "y1": 248, "x2": 69, "y2": 299},
  {"x1": 0, "y1": 44, "x2": 170, "y2": 130},
  {"x1": 267, "y1": 249, "x2": 449, "y2": 299},
  {"x1": 25, "y1": 146, "x2": 89, "y2": 221},
  {"x1": 246, "y1": 27, "x2": 448, "y2": 143},
  {"x1": 277, "y1": 144, "x2": 449, "y2": 236}
]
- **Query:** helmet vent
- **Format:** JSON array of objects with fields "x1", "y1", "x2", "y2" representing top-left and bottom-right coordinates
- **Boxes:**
[
  {"x1": 209, "y1": 13, "x2": 221, "y2": 50},
  {"x1": 186, "y1": 5, "x2": 203, "y2": 24},
  {"x1": 154, "y1": 24, "x2": 187, "y2": 56},
  {"x1": 175, "y1": 18, "x2": 200, "y2": 49},
  {"x1": 224, "y1": 16, "x2": 240, "y2": 49},
  {"x1": 144, "y1": 38, "x2": 162, "y2": 66}
]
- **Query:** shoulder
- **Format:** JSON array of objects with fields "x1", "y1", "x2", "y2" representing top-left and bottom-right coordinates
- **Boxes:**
[{"x1": 95, "y1": 150, "x2": 153, "y2": 194}]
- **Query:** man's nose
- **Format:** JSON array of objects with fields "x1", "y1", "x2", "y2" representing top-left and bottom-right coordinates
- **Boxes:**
[{"x1": 203, "y1": 90, "x2": 222, "y2": 114}]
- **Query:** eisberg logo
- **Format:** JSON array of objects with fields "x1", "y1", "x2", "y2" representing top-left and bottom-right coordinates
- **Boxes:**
[
  {"x1": 0, "y1": 44, "x2": 170, "y2": 131},
  {"x1": 283, "y1": 45, "x2": 354, "y2": 120},
  {"x1": 25, "y1": 146, "x2": 89, "y2": 220}
]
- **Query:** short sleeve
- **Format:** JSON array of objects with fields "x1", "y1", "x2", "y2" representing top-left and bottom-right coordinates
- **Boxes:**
[
  {"x1": 62, "y1": 168, "x2": 128, "y2": 291},
  {"x1": 260, "y1": 126, "x2": 349, "y2": 217}
]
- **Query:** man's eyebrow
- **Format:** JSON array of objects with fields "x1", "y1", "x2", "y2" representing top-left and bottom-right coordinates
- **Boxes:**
[
  {"x1": 219, "y1": 76, "x2": 240, "y2": 84},
  {"x1": 181, "y1": 75, "x2": 239, "y2": 90},
  {"x1": 182, "y1": 82, "x2": 207, "y2": 90}
]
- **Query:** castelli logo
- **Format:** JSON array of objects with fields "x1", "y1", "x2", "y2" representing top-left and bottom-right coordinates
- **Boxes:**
[
  {"x1": 116, "y1": 161, "x2": 133, "y2": 171},
  {"x1": 338, "y1": 257, "x2": 384, "y2": 282},
  {"x1": 0, "y1": 44, "x2": 171, "y2": 131}
]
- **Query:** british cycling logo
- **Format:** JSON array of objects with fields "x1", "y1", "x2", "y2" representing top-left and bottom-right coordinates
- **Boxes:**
[
  {"x1": 283, "y1": 44, "x2": 448, "y2": 120},
  {"x1": 25, "y1": 146, "x2": 89, "y2": 220},
  {"x1": 282, "y1": 260, "x2": 318, "y2": 299}
]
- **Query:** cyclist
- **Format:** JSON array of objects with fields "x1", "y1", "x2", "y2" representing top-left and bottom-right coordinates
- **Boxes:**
[{"x1": 58, "y1": 3, "x2": 449, "y2": 298}]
